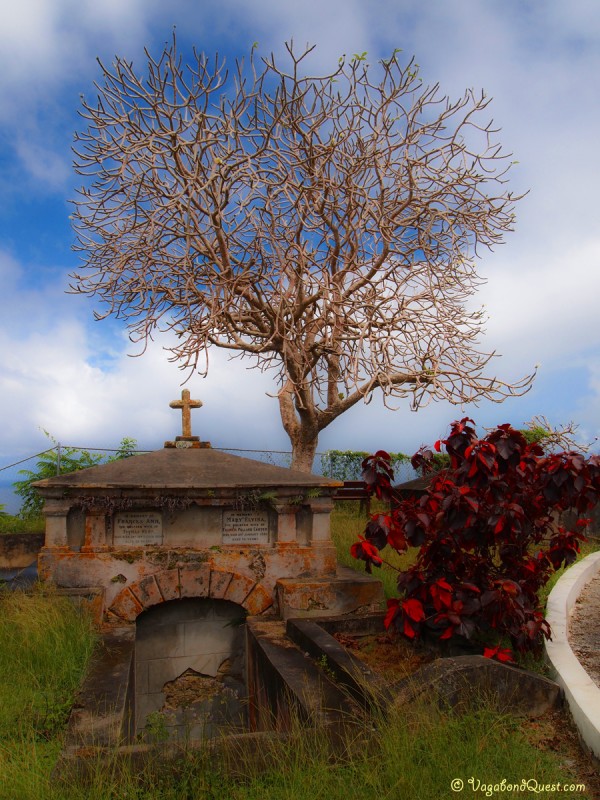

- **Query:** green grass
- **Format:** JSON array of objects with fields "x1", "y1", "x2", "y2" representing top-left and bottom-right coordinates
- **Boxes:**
[
  {"x1": 0, "y1": 513, "x2": 45, "y2": 534},
  {"x1": 0, "y1": 586, "x2": 97, "y2": 800},
  {"x1": 539, "y1": 536, "x2": 600, "y2": 609},
  {"x1": 11, "y1": 697, "x2": 591, "y2": 799}
]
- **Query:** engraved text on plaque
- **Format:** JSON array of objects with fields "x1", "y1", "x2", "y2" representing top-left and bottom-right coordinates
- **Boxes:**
[
  {"x1": 114, "y1": 512, "x2": 163, "y2": 546},
  {"x1": 222, "y1": 510, "x2": 269, "y2": 544}
]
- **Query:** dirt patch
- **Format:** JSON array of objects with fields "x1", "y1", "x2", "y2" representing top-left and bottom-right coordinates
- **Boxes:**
[{"x1": 333, "y1": 631, "x2": 437, "y2": 681}]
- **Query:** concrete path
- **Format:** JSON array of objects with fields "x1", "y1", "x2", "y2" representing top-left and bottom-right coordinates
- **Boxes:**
[{"x1": 545, "y1": 551, "x2": 600, "y2": 761}]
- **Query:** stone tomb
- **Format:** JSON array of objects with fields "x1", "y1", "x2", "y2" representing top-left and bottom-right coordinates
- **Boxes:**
[
  {"x1": 35, "y1": 393, "x2": 383, "y2": 737},
  {"x1": 35, "y1": 445, "x2": 358, "y2": 622}
]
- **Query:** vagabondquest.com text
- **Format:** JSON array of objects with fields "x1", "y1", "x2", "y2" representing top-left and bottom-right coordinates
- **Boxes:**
[{"x1": 450, "y1": 777, "x2": 586, "y2": 795}]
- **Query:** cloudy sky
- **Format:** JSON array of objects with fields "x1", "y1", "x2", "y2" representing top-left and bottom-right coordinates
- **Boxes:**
[{"x1": 1, "y1": 0, "x2": 599, "y2": 509}]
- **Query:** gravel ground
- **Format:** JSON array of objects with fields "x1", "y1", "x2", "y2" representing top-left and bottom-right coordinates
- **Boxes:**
[{"x1": 569, "y1": 570, "x2": 600, "y2": 687}]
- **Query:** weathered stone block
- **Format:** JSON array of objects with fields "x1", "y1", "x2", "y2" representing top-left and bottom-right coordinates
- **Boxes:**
[
  {"x1": 183, "y1": 619, "x2": 238, "y2": 656},
  {"x1": 103, "y1": 609, "x2": 129, "y2": 628},
  {"x1": 155, "y1": 569, "x2": 181, "y2": 602},
  {"x1": 136, "y1": 623, "x2": 186, "y2": 661},
  {"x1": 0, "y1": 533, "x2": 44, "y2": 569},
  {"x1": 131, "y1": 575, "x2": 162, "y2": 610},
  {"x1": 136, "y1": 661, "x2": 149, "y2": 695},
  {"x1": 109, "y1": 588, "x2": 144, "y2": 622},
  {"x1": 244, "y1": 583, "x2": 273, "y2": 615},
  {"x1": 179, "y1": 565, "x2": 211, "y2": 598},
  {"x1": 276, "y1": 567, "x2": 384, "y2": 619},
  {"x1": 209, "y1": 568, "x2": 233, "y2": 599},
  {"x1": 392, "y1": 655, "x2": 563, "y2": 718},
  {"x1": 224, "y1": 572, "x2": 256, "y2": 605}
]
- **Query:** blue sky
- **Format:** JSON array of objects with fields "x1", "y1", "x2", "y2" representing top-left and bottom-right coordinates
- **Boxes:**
[{"x1": 1, "y1": 0, "x2": 600, "y2": 510}]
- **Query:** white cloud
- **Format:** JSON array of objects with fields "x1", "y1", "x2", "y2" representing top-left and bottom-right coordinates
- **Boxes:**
[
  {"x1": 477, "y1": 237, "x2": 600, "y2": 372},
  {"x1": 0, "y1": 0, "x2": 155, "y2": 187},
  {"x1": 14, "y1": 139, "x2": 70, "y2": 187}
]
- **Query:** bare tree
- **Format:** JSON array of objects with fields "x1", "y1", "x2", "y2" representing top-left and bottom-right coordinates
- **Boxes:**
[
  {"x1": 71, "y1": 40, "x2": 534, "y2": 471},
  {"x1": 524, "y1": 416, "x2": 592, "y2": 453}
]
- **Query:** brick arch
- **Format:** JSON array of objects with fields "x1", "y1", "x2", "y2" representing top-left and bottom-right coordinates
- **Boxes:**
[{"x1": 107, "y1": 565, "x2": 273, "y2": 623}]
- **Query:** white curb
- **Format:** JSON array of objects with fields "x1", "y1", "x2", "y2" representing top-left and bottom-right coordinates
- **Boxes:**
[{"x1": 545, "y1": 551, "x2": 600, "y2": 760}]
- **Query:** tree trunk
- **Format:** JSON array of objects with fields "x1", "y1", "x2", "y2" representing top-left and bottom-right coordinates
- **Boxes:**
[
  {"x1": 278, "y1": 383, "x2": 320, "y2": 473},
  {"x1": 290, "y1": 435, "x2": 319, "y2": 473}
]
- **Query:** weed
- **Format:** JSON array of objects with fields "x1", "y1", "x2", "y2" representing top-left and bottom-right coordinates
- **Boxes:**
[
  {"x1": 316, "y1": 654, "x2": 336, "y2": 680},
  {"x1": 141, "y1": 710, "x2": 170, "y2": 743}
]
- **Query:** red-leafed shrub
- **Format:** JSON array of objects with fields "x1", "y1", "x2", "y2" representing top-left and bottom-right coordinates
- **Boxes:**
[{"x1": 352, "y1": 418, "x2": 600, "y2": 660}]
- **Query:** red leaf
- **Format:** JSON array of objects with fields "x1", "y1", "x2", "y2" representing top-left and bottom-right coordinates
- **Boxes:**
[
  {"x1": 350, "y1": 536, "x2": 382, "y2": 571},
  {"x1": 434, "y1": 440, "x2": 442, "y2": 452},
  {"x1": 483, "y1": 646, "x2": 515, "y2": 663},
  {"x1": 383, "y1": 599, "x2": 400, "y2": 630},
  {"x1": 402, "y1": 598, "x2": 425, "y2": 622},
  {"x1": 500, "y1": 580, "x2": 520, "y2": 596},
  {"x1": 459, "y1": 583, "x2": 481, "y2": 594},
  {"x1": 402, "y1": 617, "x2": 417, "y2": 638},
  {"x1": 374, "y1": 450, "x2": 391, "y2": 460},
  {"x1": 350, "y1": 542, "x2": 362, "y2": 559}
]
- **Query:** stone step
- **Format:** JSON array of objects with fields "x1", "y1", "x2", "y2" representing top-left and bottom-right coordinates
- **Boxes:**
[{"x1": 276, "y1": 565, "x2": 384, "y2": 620}]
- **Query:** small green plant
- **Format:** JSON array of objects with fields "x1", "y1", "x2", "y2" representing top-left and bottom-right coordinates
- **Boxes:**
[
  {"x1": 142, "y1": 710, "x2": 170, "y2": 743},
  {"x1": 257, "y1": 490, "x2": 277, "y2": 505},
  {"x1": 316, "y1": 654, "x2": 336, "y2": 680},
  {"x1": 106, "y1": 436, "x2": 137, "y2": 461}
]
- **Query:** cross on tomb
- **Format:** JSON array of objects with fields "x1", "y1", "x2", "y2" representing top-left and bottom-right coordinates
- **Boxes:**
[{"x1": 169, "y1": 390, "x2": 202, "y2": 439}]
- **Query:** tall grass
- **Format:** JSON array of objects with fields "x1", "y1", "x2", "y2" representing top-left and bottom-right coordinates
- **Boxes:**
[
  {"x1": 0, "y1": 513, "x2": 45, "y2": 534},
  {"x1": 29, "y1": 699, "x2": 593, "y2": 799},
  {"x1": 0, "y1": 587, "x2": 97, "y2": 800}
]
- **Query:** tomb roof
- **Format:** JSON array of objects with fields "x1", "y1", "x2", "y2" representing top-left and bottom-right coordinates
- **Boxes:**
[{"x1": 33, "y1": 447, "x2": 342, "y2": 491}]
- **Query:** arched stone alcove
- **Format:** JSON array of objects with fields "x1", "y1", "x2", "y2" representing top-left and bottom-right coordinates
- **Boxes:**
[
  {"x1": 107, "y1": 566, "x2": 273, "y2": 624},
  {"x1": 135, "y1": 597, "x2": 248, "y2": 738}
]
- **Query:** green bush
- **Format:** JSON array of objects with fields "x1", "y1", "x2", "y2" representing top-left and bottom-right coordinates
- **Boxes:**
[{"x1": 13, "y1": 434, "x2": 137, "y2": 518}]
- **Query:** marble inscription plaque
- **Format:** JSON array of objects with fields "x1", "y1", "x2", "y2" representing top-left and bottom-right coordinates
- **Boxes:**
[
  {"x1": 114, "y1": 512, "x2": 163, "y2": 546},
  {"x1": 222, "y1": 510, "x2": 269, "y2": 544}
]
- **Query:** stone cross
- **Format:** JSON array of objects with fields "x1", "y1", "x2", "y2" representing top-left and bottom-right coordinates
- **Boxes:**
[{"x1": 169, "y1": 390, "x2": 202, "y2": 439}]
